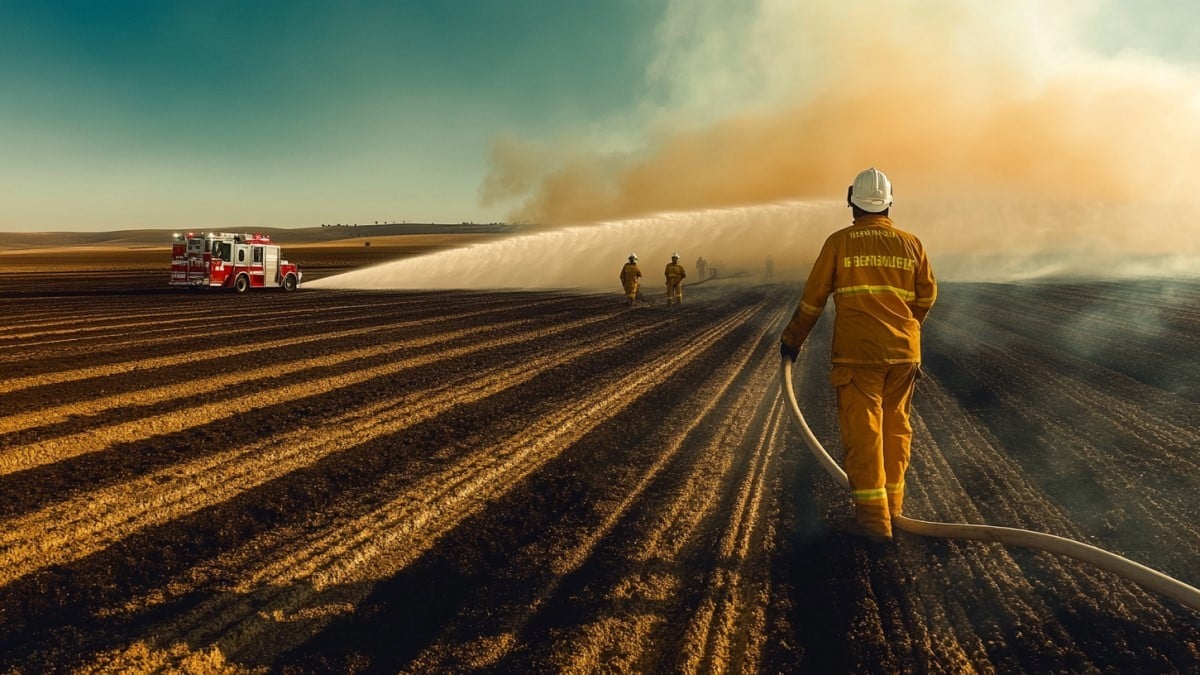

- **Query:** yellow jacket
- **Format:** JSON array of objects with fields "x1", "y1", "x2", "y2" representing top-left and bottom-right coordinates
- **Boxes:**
[
  {"x1": 664, "y1": 262, "x2": 686, "y2": 283},
  {"x1": 781, "y1": 214, "x2": 936, "y2": 366},
  {"x1": 620, "y1": 262, "x2": 642, "y2": 291}
]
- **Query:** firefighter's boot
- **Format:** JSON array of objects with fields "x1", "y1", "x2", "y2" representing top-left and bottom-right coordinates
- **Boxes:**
[
  {"x1": 853, "y1": 497, "x2": 893, "y2": 542},
  {"x1": 839, "y1": 517, "x2": 892, "y2": 545}
]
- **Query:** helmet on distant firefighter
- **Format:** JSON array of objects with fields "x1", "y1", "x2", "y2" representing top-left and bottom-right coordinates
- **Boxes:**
[
  {"x1": 671, "y1": 252, "x2": 679, "y2": 261},
  {"x1": 628, "y1": 253, "x2": 638, "y2": 262},
  {"x1": 848, "y1": 167, "x2": 893, "y2": 213}
]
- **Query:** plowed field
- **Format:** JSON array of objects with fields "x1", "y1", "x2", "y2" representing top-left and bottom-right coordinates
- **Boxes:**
[{"x1": 2, "y1": 262, "x2": 1199, "y2": 673}]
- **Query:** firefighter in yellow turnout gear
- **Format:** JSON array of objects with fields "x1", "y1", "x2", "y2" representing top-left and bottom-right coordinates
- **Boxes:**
[
  {"x1": 664, "y1": 253, "x2": 686, "y2": 305},
  {"x1": 620, "y1": 254, "x2": 642, "y2": 306},
  {"x1": 780, "y1": 168, "x2": 937, "y2": 543}
]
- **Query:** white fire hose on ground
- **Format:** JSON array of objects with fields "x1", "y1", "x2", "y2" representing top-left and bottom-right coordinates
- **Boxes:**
[{"x1": 780, "y1": 359, "x2": 1200, "y2": 613}]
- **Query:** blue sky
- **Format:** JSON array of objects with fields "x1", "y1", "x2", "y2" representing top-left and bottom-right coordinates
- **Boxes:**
[
  {"x1": 0, "y1": 0, "x2": 661, "y2": 231},
  {"x1": 1, "y1": 0, "x2": 1197, "y2": 232}
]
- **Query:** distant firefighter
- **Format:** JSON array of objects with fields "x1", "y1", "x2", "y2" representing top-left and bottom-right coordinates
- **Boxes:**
[
  {"x1": 696, "y1": 256, "x2": 707, "y2": 281},
  {"x1": 665, "y1": 252, "x2": 687, "y2": 306},
  {"x1": 619, "y1": 253, "x2": 642, "y2": 306}
]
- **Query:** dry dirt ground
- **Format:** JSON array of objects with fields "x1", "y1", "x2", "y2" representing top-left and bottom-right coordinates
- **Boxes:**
[{"x1": 1, "y1": 247, "x2": 1199, "y2": 673}]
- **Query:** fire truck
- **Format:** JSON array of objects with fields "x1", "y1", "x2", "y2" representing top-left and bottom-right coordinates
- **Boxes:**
[{"x1": 170, "y1": 232, "x2": 302, "y2": 292}]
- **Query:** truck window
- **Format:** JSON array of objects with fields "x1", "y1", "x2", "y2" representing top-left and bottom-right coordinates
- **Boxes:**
[
  {"x1": 212, "y1": 242, "x2": 227, "y2": 260},
  {"x1": 238, "y1": 248, "x2": 246, "y2": 263},
  {"x1": 253, "y1": 247, "x2": 263, "y2": 263}
]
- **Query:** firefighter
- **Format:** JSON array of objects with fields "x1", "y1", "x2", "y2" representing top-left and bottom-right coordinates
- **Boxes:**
[
  {"x1": 620, "y1": 253, "x2": 642, "y2": 306},
  {"x1": 664, "y1": 252, "x2": 687, "y2": 305},
  {"x1": 779, "y1": 168, "x2": 937, "y2": 543}
]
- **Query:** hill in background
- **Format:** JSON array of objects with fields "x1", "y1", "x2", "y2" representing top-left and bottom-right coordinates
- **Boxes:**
[{"x1": 5, "y1": 222, "x2": 516, "y2": 249}]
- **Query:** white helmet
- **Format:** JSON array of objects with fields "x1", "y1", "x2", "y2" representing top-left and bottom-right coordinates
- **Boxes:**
[
  {"x1": 671, "y1": 252, "x2": 679, "y2": 260},
  {"x1": 848, "y1": 167, "x2": 893, "y2": 213},
  {"x1": 629, "y1": 253, "x2": 638, "y2": 262}
]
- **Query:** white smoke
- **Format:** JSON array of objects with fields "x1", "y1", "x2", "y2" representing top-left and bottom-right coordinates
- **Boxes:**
[
  {"x1": 306, "y1": 202, "x2": 832, "y2": 290},
  {"x1": 305, "y1": 199, "x2": 1200, "y2": 290}
]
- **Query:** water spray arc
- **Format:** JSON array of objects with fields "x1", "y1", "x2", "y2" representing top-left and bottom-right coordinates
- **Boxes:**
[{"x1": 779, "y1": 359, "x2": 1200, "y2": 613}]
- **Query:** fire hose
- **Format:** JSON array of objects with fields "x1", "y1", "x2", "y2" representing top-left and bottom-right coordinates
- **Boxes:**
[{"x1": 780, "y1": 358, "x2": 1200, "y2": 613}]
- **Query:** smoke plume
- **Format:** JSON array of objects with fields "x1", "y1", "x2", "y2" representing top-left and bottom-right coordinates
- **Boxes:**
[
  {"x1": 314, "y1": 1, "x2": 1200, "y2": 291},
  {"x1": 484, "y1": 1, "x2": 1200, "y2": 231}
]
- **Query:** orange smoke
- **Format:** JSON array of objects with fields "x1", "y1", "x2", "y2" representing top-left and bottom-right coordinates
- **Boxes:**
[{"x1": 483, "y1": 1, "x2": 1200, "y2": 227}]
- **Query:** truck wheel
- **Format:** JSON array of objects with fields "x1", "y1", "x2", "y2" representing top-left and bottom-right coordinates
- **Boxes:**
[
  {"x1": 282, "y1": 274, "x2": 297, "y2": 292},
  {"x1": 234, "y1": 275, "x2": 250, "y2": 293}
]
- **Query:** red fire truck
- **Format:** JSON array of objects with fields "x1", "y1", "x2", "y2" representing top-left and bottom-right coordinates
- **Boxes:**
[{"x1": 170, "y1": 232, "x2": 302, "y2": 292}]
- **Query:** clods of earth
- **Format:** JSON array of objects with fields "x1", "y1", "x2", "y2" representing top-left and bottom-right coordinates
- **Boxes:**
[{"x1": 1, "y1": 267, "x2": 1199, "y2": 672}]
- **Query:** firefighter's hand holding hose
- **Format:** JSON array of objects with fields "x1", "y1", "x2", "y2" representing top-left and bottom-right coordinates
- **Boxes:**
[{"x1": 779, "y1": 340, "x2": 800, "y2": 363}]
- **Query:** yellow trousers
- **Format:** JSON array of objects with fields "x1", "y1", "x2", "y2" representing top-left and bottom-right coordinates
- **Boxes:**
[
  {"x1": 666, "y1": 280, "x2": 683, "y2": 303},
  {"x1": 831, "y1": 363, "x2": 918, "y2": 539},
  {"x1": 622, "y1": 282, "x2": 639, "y2": 304}
]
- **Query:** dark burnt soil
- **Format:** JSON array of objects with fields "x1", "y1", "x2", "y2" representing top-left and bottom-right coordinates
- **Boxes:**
[{"x1": 1, "y1": 264, "x2": 1199, "y2": 673}]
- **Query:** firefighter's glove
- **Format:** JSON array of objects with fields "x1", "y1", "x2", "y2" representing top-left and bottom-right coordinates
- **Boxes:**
[{"x1": 779, "y1": 341, "x2": 800, "y2": 362}]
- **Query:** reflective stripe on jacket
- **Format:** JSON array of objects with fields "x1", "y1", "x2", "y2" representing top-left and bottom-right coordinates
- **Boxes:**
[{"x1": 782, "y1": 214, "x2": 936, "y2": 366}]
